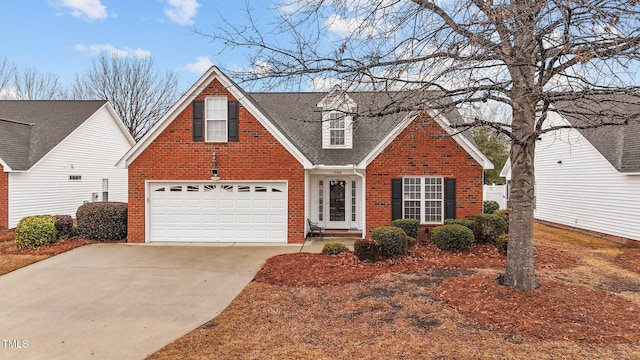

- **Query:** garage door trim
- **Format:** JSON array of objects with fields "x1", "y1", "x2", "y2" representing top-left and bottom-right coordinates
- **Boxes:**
[{"x1": 145, "y1": 180, "x2": 288, "y2": 243}]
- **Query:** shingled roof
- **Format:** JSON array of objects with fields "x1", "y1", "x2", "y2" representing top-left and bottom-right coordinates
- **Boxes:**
[
  {"x1": 247, "y1": 90, "x2": 474, "y2": 166},
  {"x1": 0, "y1": 100, "x2": 107, "y2": 171},
  {"x1": 554, "y1": 95, "x2": 640, "y2": 173}
]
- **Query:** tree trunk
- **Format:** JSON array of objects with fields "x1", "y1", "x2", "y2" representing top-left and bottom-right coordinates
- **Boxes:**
[{"x1": 501, "y1": 108, "x2": 539, "y2": 291}]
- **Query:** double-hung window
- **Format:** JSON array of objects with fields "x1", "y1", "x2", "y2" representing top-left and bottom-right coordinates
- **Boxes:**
[
  {"x1": 403, "y1": 177, "x2": 444, "y2": 224},
  {"x1": 329, "y1": 112, "x2": 345, "y2": 146},
  {"x1": 206, "y1": 97, "x2": 227, "y2": 142}
]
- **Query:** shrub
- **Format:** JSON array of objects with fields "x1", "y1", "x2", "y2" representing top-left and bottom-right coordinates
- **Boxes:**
[
  {"x1": 493, "y1": 209, "x2": 510, "y2": 225},
  {"x1": 322, "y1": 242, "x2": 348, "y2": 255},
  {"x1": 354, "y1": 238, "x2": 381, "y2": 262},
  {"x1": 76, "y1": 202, "x2": 128, "y2": 241},
  {"x1": 54, "y1": 215, "x2": 74, "y2": 239},
  {"x1": 431, "y1": 224, "x2": 474, "y2": 253},
  {"x1": 406, "y1": 236, "x2": 418, "y2": 247},
  {"x1": 392, "y1": 218, "x2": 420, "y2": 238},
  {"x1": 473, "y1": 214, "x2": 508, "y2": 244},
  {"x1": 15, "y1": 215, "x2": 58, "y2": 248},
  {"x1": 496, "y1": 233, "x2": 509, "y2": 255},
  {"x1": 483, "y1": 200, "x2": 500, "y2": 214},
  {"x1": 371, "y1": 226, "x2": 409, "y2": 258},
  {"x1": 444, "y1": 218, "x2": 475, "y2": 230}
]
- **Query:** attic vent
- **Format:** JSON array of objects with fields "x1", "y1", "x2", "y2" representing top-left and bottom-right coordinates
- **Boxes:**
[{"x1": 69, "y1": 175, "x2": 82, "y2": 181}]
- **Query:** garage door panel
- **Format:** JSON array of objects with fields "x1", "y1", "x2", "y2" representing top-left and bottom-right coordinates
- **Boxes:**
[{"x1": 149, "y1": 181, "x2": 287, "y2": 243}]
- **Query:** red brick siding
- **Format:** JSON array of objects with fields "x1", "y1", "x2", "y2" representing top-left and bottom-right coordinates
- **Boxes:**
[
  {"x1": 0, "y1": 171, "x2": 7, "y2": 229},
  {"x1": 366, "y1": 115, "x2": 484, "y2": 237},
  {"x1": 128, "y1": 79, "x2": 305, "y2": 243}
]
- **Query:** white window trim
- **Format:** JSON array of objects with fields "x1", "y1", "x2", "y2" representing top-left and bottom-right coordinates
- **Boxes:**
[
  {"x1": 205, "y1": 96, "x2": 228, "y2": 142},
  {"x1": 402, "y1": 176, "x2": 444, "y2": 224},
  {"x1": 323, "y1": 110, "x2": 352, "y2": 149}
]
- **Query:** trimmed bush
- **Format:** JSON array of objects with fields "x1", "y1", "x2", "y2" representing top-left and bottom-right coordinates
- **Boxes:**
[
  {"x1": 473, "y1": 214, "x2": 508, "y2": 244},
  {"x1": 483, "y1": 200, "x2": 500, "y2": 214},
  {"x1": 496, "y1": 233, "x2": 509, "y2": 255},
  {"x1": 371, "y1": 226, "x2": 409, "y2": 258},
  {"x1": 431, "y1": 224, "x2": 474, "y2": 253},
  {"x1": 444, "y1": 218, "x2": 475, "y2": 231},
  {"x1": 76, "y1": 202, "x2": 128, "y2": 241},
  {"x1": 406, "y1": 236, "x2": 417, "y2": 247},
  {"x1": 493, "y1": 208, "x2": 510, "y2": 224},
  {"x1": 15, "y1": 215, "x2": 58, "y2": 249},
  {"x1": 392, "y1": 218, "x2": 420, "y2": 238},
  {"x1": 322, "y1": 242, "x2": 347, "y2": 255},
  {"x1": 54, "y1": 215, "x2": 74, "y2": 239},
  {"x1": 354, "y1": 238, "x2": 381, "y2": 262}
]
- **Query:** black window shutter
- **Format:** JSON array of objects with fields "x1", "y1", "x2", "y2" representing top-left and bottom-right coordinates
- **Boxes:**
[
  {"x1": 391, "y1": 178, "x2": 403, "y2": 221},
  {"x1": 445, "y1": 178, "x2": 456, "y2": 219},
  {"x1": 228, "y1": 101, "x2": 239, "y2": 142},
  {"x1": 192, "y1": 101, "x2": 204, "y2": 142}
]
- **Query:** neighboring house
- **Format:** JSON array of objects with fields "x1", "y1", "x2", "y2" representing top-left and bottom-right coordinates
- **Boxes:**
[
  {"x1": 501, "y1": 96, "x2": 640, "y2": 242},
  {"x1": 117, "y1": 66, "x2": 493, "y2": 244},
  {"x1": 0, "y1": 101, "x2": 135, "y2": 229}
]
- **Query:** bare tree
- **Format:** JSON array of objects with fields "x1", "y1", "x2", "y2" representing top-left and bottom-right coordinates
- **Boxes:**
[
  {"x1": 0, "y1": 57, "x2": 12, "y2": 94},
  {"x1": 71, "y1": 53, "x2": 179, "y2": 140},
  {"x1": 13, "y1": 67, "x2": 67, "y2": 100},
  {"x1": 206, "y1": 0, "x2": 640, "y2": 290}
]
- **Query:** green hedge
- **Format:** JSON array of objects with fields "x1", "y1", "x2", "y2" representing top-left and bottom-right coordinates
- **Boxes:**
[
  {"x1": 444, "y1": 218, "x2": 475, "y2": 230},
  {"x1": 483, "y1": 200, "x2": 500, "y2": 214},
  {"x1": 322, "y1": 242, "x2": 347, "y2": 255},
  {"x1": 354, "y1": 238, "x2": 381, "y2": 262},
  {"x1": 392, "y1": 218, "x2": 420, "y2": 238},
  {"x1": 76, "y1": 202, "x2": 128, "y2": 241},
  {"x1": 432, "y1": 224, "x2": 474, "y2": 253},
  {"x1": 371, "y1": 226, "x2": 409, "y2": 258},
  {"x1": 473, "y1": 213, "x2": 508, "y2": 244},
  {"x1": 15, "y1": 215, "x2": 58, "y2": 248}
]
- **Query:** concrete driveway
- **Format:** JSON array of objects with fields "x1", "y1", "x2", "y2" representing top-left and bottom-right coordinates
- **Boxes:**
[{"x1": 0, "y1": 243, "x2": 302, "y2": 360}]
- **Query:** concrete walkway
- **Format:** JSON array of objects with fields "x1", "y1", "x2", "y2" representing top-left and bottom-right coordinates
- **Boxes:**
[{"x1": 0, "y1": 243, "x2": 303, "y2": 360}]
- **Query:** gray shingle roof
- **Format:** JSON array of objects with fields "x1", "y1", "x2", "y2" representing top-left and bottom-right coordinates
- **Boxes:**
[
  {"x1": 554, "y1": 95, "x2": 640, "y2": 173},
  {"x1": 247, "y1": 91, "x2": 473, "y2": 166},
  {"x1": 0, "y1": 100, "x2": 106, "y2": 171}
]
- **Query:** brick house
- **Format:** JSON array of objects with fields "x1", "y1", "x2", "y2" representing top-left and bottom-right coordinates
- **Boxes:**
[{"x1": 117, "y1": 66, "x2": 493, "y2": 243}]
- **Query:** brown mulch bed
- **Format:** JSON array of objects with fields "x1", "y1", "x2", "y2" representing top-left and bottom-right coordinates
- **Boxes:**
[
  {"x1": 0, "y1": 238, "x2": 98, "y2": 256},
  {"x1": 438, "y1": 274, "x2": 640, "y2": 344},
  {"x1": 255, "y1": 242, "x2": 577, "y2": 287},
  {"x1": 613, "y1": 249, "x2": 640, "y2": 275}
]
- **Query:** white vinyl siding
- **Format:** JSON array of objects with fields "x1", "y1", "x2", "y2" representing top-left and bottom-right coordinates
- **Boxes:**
[
  {"x1": 403, "y1": 176, "x2": 444, "y2": 224},
  {"x1": 205, "y1": 97, "x2": 227, "y2": 142},
  {"x1": 534, "y1": 112, "x2": 640, "y2": 241},
  {"x1": 7, "y1": 106, "x2": 132, "y2": 228}
]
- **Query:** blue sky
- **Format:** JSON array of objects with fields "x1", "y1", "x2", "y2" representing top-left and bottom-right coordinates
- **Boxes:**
[{"x1": 0, "y1": 0, "x2": 282, "y2": 92}]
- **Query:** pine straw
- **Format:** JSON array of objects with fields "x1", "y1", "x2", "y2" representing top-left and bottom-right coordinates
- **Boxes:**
[{"x1": 149, "y1": 224, "x2": 640, "y2": 360}]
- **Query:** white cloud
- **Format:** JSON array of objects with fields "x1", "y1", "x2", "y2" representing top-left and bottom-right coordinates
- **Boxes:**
[
  {"x1": 165, "y1": 0, "x2": 200, "y2": 26},
  {"x1": 75, "y1": 44, "x2": 151, "y2": 58},
  {"x1": 0, "y1": 87, "x2": 20, "y2": 100},
  {"x1": 186, "y1": 56, "x2": 214, "y2": 74},
  {"x1": 49, "y1": 0, "x2": 108, "y2": 21}
]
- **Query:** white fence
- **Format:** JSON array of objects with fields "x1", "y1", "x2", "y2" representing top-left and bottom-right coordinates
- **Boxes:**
[{"x1": 483, "y1": 184, "x2": 507, "y2": 209}]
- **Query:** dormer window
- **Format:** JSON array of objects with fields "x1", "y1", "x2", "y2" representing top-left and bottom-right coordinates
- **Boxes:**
[
  {"x1": 329, "y1": 112, "x2": 346, "y2": 146},
  {"x1": 318, "y1": 85, "x2": 356, "y2": 149}
]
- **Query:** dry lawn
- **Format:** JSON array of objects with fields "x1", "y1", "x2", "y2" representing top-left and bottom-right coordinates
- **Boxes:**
[{"x1": 148, "y1": 223, "x2": 640, "y2": 360}]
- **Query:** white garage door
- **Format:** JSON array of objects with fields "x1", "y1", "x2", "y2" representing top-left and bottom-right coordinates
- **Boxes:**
[{"x1": 149, "y1": 182, "x2": 287, "y2": 243}]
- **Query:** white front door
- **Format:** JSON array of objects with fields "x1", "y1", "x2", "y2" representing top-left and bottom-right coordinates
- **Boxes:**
[{"x1": 327, "y1": 179, "x2": 349, "y2": 228}]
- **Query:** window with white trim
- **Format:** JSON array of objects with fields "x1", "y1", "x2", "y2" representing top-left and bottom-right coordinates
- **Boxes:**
[
  {"x1": 205, "y1": 97, "x2": 227, "y2": 142},
  {"x1": 403, "y1": 177, "x2": 443, "y2": 224},
  {"x1": 329, "y1": 112, "x2": 346, "y2": 146}
]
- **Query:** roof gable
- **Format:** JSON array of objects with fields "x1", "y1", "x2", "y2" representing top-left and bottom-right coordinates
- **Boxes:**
[
  {"x1": 0, "y1": 100, "x2": 109, "y2": 171},
  {"x1": 554, "y1": 95, "x2": 640, "y2": 173},
  {"x1": 118, "y1": 66, "x2": 312, "y2": 169}
]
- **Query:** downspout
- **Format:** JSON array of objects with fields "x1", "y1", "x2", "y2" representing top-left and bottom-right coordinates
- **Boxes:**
[{"x1": 353, "y1": 165, "x2": 366, "y2": 239}]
